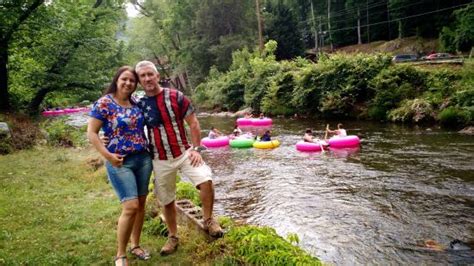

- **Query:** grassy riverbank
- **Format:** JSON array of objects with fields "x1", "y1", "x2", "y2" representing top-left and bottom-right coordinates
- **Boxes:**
[
  {"x1": 0, "y1": 147, "x2": 210, "y2": 265},
  {"x1": 0, "y1": 145, "x2": 321, "y2": 265}
]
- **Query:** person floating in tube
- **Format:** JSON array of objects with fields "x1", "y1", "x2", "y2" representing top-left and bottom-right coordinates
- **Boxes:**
[
  {"x1": 326, "y1": 123, "x2": 347, "y2": 138},
  {"x1": 208, "y1": 126, "x2": 222, "y2": 139}
]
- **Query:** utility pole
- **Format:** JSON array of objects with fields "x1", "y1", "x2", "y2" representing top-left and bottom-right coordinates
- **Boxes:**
[
  {"x1": 255, "y1": 0, "x2": 264, "y2": 52},
  {"x1": 319, "y1": 16, "x2": 323, "y2": 49},
  {"x1": 327, "y1": 0, "x2": 333, "y2": 50},
  {"x1": 387, "y1": 0, "x2": 391, "y2": 40},
  {"x1": 310, "y1": 0, "x2": 318, "y2": 52},
  {"x1": 357, "y1": 8, "x2": 362, "y2": 44}
]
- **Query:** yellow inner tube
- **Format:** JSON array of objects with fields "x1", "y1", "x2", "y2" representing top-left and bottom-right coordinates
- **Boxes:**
[{"x1": 253, "y1": 140, "x2": 280, "y2": 149}]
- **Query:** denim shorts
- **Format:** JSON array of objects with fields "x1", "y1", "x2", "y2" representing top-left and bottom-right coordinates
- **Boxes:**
[{"x1": 105, "y1": 151, "x2": 152, "y2": 202}]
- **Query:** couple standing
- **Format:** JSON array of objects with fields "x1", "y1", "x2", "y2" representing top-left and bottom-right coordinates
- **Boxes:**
[{"x1": 87, "y1": 61, "x2": 222, "y2": 265}]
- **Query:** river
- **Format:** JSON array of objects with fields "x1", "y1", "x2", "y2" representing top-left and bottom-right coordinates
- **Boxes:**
[
  {"x1": 197, "y1": 115, "x2": 474, "y2": 265},
  {"x1": 67, "y1": 112, "x2": 474, "y2": 264}
]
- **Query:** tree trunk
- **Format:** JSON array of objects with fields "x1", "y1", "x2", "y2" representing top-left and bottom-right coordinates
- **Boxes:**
[
  {"x1": 328, "y1": 0, "x2": 333, "y2": 50},
  {"x1": 0, "y1": 43, "x2": 9, "y2": 111},
  {"x1": 255, "y1": 0, "x2": 264, "y2": 52},
  {"x1": 366, "y1": 0, "x2": 370, "y2": 43},
  {"x1": 0, "y1": 0, "x2": 44, "y2": 111},
  {"x1": 357, "y1": 8, "x2": 362, "y2": 44},
  {"x1": 311, "y1": 0, "x2": 318, "y2": 52},
  {"x1": 28, "y1": 87, "x2": 51, "y2": 114}
]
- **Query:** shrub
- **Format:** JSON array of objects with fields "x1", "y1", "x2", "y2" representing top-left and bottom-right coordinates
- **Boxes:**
[
  {"x1": 261, "y1": 61, "x2": 300, "y2": 115},
  {"x1": 293, "y1": 53, "x2": 391, "y2": 116},
  {"x1": 388, "y1": 98, "x2": 434, "y2": 123},
  {"x1": 1, "y1": 114, "x2": 42, "y2": 152},
  {"x1": 207, "y1": 225, "x2": 321, "y2": 265},
  {"x1": 0, "y1": 135, "x2": 13, "y2": 155},
  {"x1": 176, "y1": 181, "x2": 201, "y2": 206},
  {"x1": 41, "y1": 118, "x2": 86, "y2": 147},
  {"x1": 438, "y1": 107, "x2": 471, "y2": 127},
  {"x1": 369, "y1": 65, "x2": 428, "y2": 120},
  {"x1": 143, "y1": 217, "x2": 168, "y2": 236}
]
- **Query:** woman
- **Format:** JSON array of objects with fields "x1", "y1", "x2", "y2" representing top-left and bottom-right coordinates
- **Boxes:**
[
  {"x1": 326, "y1": 123, "x2": 347, "y2": 138},
  {"x1": 87, "y1": 66, "x2": 152, "y2": 265},
  {"x1": 208, "y1": 126, "x2": 222, "y2": 139}
]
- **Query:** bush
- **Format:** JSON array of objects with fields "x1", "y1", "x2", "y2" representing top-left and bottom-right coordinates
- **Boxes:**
[
  {"x1": 438, "y1": 107, "x2": 471, "y2": 127},
  {"x1": 0, "y1": 135, "x2": 13, "y2": 155},
  {"x1": 261, "y1": 61, "x2": 301, "y2": 115},
  {"x1": 41, "y1": 118, "x2": 86, "y2": 147},
  {"x1": 176, "y1": 181, "x2": 201, "y2": 206},
  {"x1": 207, "y1": 225, "x2": 321, "y2": 265},
  {"x1": 388, "y1": 98, "x2": 434, "y2": 123},
  {"x1": 0, "y1": 114, "x2": 42, "y2": 152},
  {"x1": 143, "y1": 217, "x2": 168, "y2": 236},
  {"x1": 369, "y1": 65, "x2": 428, "y2": 120}
]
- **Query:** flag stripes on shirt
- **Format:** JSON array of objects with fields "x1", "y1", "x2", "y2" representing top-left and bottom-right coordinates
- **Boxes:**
[{"x1": 138, "y1": 88, "x2": 195, "y2": 160}]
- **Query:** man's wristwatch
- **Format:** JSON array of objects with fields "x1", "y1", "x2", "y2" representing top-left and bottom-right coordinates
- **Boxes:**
[{"x1": 192, "y1": 146, "x2": 206, "y2": 153}]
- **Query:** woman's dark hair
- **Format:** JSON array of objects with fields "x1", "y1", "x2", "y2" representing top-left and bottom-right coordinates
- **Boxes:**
[
  {"x1": 305, "y1": 128, "x2": 312, "y2": 134},
  {"x1": 104, "y1": 66, "x2": 138, "y2": 98},
  {"x1": 337, "y1": 123, "x2": 343, "y2": 129}
]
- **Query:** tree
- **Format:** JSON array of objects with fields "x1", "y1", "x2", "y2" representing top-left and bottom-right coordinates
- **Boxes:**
[
  {"x1": 264, "y1": 1, "x2": 304, "y2": 60},
  {"x1": 0, "y1": 0, "x2": 44, "y2": 111},
  {"x1": 440, "y1": 4, "x2": 474, "y2": 52},
  {"x1": 128, "y1": 0, "x2": 256, "y2": 88},
  {"x1": 7, "y1": 0, "x2": 125, "y2": 113}
]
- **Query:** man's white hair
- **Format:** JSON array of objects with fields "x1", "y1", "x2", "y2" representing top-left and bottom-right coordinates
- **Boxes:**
[{"x1": 135, "y1": 60, "x2": 158, "y2": 73}]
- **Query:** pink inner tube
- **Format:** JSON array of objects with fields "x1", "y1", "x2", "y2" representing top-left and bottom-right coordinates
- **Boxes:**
[
  {"x1": 251, "y1": 118, "x2": 272, "y2": 126},
  {"x1": 296, "y1": 141, "x2": 324, "y2": 152},
  {"x1": 201, "y1": 136, "x2": 230, "y2": 148},
  {"x1": 47, "y1": 110, "x2": 65, "y2": 115},
  {"x1": 41, "y1": 111, "x2": 57, "y2": 116},
  {"x1": 236, "y1": 118, "x2": 253, "y2": 126},
  {"x1": 64, "y1": 108, "x2": 80, "y2": 113},
  {"x1": 328, "y1": 135, "x2": 360, "y2": 148}
]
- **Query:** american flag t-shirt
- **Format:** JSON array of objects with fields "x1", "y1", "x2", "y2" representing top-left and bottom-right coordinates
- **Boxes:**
[{"x1": 138, "y1": 88, "x2": 195, "y2": 160}]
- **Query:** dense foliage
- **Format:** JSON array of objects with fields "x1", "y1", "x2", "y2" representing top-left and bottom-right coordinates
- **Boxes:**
[
  {"x1": 125, "y1": 0, "x2": 472, "y2": 96},
  {"x1": 2, "y1": 0, "x2": 472, "y2": 123},
  {"x1": 201, "y1": 224, "x2": 321, "y2": 265},
  {"x1": 1, "y1": 0, "x2": 127, "y2": 113},
  {"x1": 440, "y1": 4, "x2": 474, "y2": 53},
  {"x1": 195, "y1": 41, "x2": 474, "y2": 127}
]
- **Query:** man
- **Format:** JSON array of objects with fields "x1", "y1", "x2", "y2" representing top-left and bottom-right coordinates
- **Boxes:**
[{"x1": 135, "y1": 61, "x2": 223, "y2": 256}]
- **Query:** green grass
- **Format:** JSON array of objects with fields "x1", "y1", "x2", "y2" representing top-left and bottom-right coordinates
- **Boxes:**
[
  {"x1": 0, "y1": 146, "x2": 322, "y2": 265},
  {"x1": 0, "y1": 147, "x2": 208, "y2": 265}
]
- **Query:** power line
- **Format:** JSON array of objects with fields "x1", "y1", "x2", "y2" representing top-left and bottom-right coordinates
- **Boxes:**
[
  {"x1": 330, "y1": 3, "x2": 470, "y2": 33},
  {"x1": 301, "y1": 0, "x2": 440, "y2": 28}
]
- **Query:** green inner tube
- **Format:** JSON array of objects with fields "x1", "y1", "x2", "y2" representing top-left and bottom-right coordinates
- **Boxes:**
[{"x1": 230, "y1": 138, "x2": 255, "y2": 148}]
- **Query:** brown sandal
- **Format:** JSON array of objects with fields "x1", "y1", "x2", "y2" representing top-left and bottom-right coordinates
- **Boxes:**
[{"x1": 129, "y1": 246, "x2": 151, "y2": 260}]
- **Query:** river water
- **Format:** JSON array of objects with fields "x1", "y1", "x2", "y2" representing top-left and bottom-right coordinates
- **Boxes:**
[
  {"x1": 197, "y1": 115, "x2": 474, "y2": 265},
  {"x1": 67, "y1": 113, "x2": 474, "y2": 264}
]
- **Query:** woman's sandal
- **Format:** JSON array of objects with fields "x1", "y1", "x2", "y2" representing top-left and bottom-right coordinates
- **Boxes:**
[
  {"x1": 114, "y1": 255, "x2": 128, "y2": 266},
  {"x1": 129, "y1": 246, "x2": 151, "y2": 260}
]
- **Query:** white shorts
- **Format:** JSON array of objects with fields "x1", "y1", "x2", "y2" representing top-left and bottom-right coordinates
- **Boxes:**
[{"x1": 152, "y1": 149, "x2": 212, "y2": 205}]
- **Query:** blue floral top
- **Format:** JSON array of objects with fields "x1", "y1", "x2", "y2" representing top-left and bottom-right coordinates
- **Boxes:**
[{"x1": 89, "y1": 94, "x2": 147, "y2": 156}]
